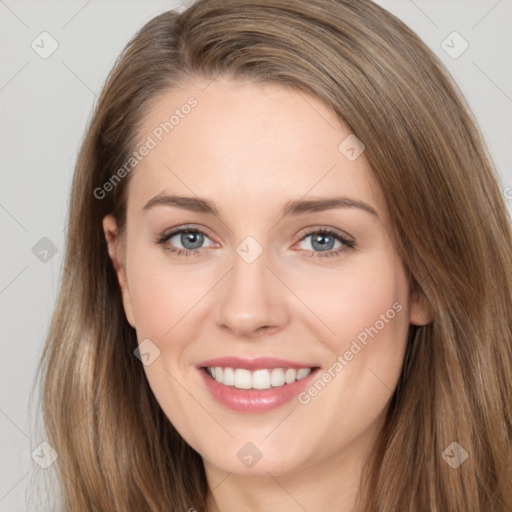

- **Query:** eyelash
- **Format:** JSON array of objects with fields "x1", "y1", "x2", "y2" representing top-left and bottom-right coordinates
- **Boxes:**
[{"x1": 154, "y1": 225, "x2": 356, "y2": 259}]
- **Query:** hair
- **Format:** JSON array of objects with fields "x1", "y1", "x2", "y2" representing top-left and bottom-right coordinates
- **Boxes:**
[{"x1": 35, "y1": 0, "x2": 512, "y2": 510}]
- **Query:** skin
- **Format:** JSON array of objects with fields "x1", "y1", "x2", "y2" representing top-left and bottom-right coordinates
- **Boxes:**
[{"x1": 103, "y1": 78, "x2": 433, "y2": 512}]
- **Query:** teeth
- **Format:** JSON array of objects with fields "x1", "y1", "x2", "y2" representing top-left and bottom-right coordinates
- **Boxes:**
[
  {"x1": 284, "y1": 368, "x2": 296, "y2": 384},
  {"x1": 252, "y1": 369, "x2": 270, "y2": 390},
  {"x1": 223, "y1": 367, "x2": 235, "y2": 386},
  {"x1": 206, "y1": 366, "x2": 312, "y2": 390},
  {"x1": 234, "y1": 369, "x2": 252, "y2": 389},
  {"x1": 270, "y1": 368, "x2": 286, "y2": 387},
  {"x1": 296, "y1": 368, "x2": 311, "y2": 380}
]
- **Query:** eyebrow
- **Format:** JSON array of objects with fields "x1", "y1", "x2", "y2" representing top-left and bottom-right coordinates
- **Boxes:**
[{"x1": 142, "y1": 193, "x2": 379, "y2": 218}]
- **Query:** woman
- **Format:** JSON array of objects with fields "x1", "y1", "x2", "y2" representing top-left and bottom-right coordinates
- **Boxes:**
[{"x1": 37, "y1": 0, "x2": 512, "y2": 510}]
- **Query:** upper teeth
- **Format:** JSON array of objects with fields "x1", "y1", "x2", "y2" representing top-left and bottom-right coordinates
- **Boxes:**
[{"x1": 206, "y1": 367, "x2": 312, "y2": 390}]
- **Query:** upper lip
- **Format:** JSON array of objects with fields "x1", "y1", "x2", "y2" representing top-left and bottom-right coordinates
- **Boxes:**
[{"x1": 197, "y1": 357, "x2": 318, "y2": 371}]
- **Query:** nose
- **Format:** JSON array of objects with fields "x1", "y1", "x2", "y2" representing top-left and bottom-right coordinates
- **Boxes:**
[{"x1": 214, "y1": 246, "x2": 290, "y2": 339}]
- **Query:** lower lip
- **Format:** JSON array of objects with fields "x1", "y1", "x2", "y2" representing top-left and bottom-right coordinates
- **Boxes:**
[{"x1": 198, "y1": 368, "x2": 319, "y2": 413}]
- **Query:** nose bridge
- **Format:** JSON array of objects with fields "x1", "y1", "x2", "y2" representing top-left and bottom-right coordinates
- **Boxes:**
[
  {"x1": 214, "y1": 235, "x2": 288, "y2": 337},
  {"x1": 230, "y1": 238, "x2": 268, "y2": 294}
]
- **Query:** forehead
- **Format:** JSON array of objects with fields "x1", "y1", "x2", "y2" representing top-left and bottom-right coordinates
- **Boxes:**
[{"x1": 127, "y1": 78, "x2": 386, "y2": 217}]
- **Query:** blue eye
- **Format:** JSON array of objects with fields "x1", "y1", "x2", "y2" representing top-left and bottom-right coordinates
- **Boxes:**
[
  {"x1": 170, "y1": 230, "x2": 207, "y2": 250},
  {"x1": 155, "y1": 226, "x2": 355, "y2": 259},
  {"x1": 296, "y1": 229, "x2": 355, "y2": 258},
  {"x1": 155, "y1": 227, "x2": 213, "y2": 257}
]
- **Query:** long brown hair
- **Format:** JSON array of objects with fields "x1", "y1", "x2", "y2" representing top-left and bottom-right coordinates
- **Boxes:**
[{"x1": 36, "y1": 0, "x2": 512, "y2": 510}]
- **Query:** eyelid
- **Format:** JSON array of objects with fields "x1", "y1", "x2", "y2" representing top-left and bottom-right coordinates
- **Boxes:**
[
  {"x1": 156, "y1": 224, "x2": 353, "y2": 244},
  {"x1": 156, "y1": 224, "x2": 216, "y2": 242},
  {"x1": 292, "y1": 226, "x2": 356, "y2": 258},
  {"x1": 155, "y1": 223, "x2": 356, "y2": 257},
  {"x1": 153, "y1": 225, "x2": 216, "y2": 259},
  {"x1": 295, "y1": 224, "x2": 354, "y2": 243}
]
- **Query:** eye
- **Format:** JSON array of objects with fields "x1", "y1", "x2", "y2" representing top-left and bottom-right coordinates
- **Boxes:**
[
  {"x1": 154, "y1": 225, "x2": 356, "y2": 259},
  {"x1": 154, "y1": 226, "x2": 216, "y2": 257},
  {"x1": 295, "y1": 228, "x2": 356, "y2": 259}
]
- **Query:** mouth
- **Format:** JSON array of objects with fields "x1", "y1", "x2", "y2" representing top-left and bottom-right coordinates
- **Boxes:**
[
  {"x1": 203, "y1": 366, "x2": 315, "y2": 390},
  {"x1": 196, "y1": 357, "x2": 320, "y2": 413}
]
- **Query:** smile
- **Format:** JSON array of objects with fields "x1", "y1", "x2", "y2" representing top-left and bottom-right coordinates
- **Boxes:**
[
  {"x1": 205, "y1": 366, "x2": 312, "y2": 390},
  {"x1": 197, "y1": 357, "x2": 320, "y2": 413}
]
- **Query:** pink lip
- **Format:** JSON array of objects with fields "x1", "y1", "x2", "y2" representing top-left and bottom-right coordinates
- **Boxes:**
[{"x1": 196, "y1": 357, "x2": 320, "y2": 413}]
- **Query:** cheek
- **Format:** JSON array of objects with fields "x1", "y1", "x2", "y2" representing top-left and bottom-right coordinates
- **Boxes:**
[
  {"x1": 125, "y1": 244, "x2": 206, "y2": 340},
  {"x1": 301, "y1": 250, "x2": 410, "y2": 423},
  {"x1": 341, "y1": 254, "x2": 410, "y2": 373},
  {"x1": 290, "y1": 248, "x2": 410, "y2": 357},
  {"x1": 294, "y1": 247, "x2": 411, "y2": 406},
  {"x1": 282, "y1": 260, "x2": 410, "y2": 464},
  {"x1": 331, "y1": 269, "x2": 408, "y2": 354},
  {"x1": 124, "y1": 248, "x2": 208, "y2": 441}
]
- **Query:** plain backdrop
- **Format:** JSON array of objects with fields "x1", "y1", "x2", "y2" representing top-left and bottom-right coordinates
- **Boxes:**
[{"x1": 1, "y1": 0, "x2": 511, "y2": 510}]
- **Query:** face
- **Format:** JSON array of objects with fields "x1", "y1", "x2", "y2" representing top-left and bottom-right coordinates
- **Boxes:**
[{"x1": 103, "y1": 78, "x2": 431, "y2": 479}]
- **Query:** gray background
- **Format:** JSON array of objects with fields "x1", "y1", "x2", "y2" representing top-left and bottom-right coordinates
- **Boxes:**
[{"x1": 1, "y1": 0, "x2": 511, "y2": 510}]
